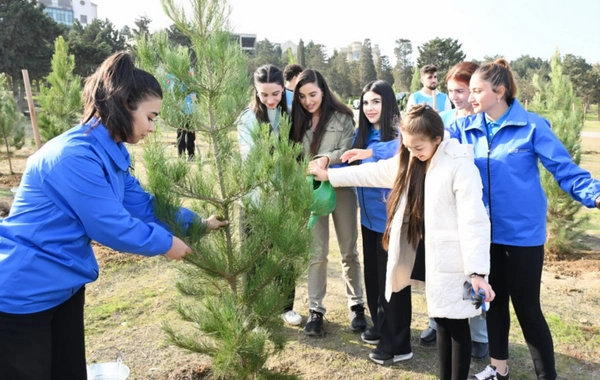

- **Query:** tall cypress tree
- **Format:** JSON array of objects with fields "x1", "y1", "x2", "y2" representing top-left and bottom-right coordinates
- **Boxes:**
[
  {"x1": 359, "y1": 39, "x2": 377, "y2": 85},
  {"x1": 410, "y1": 65, "x2": 421, "y2": 93},
  {"x1": 136, "y1": 0, "x2": 314, "y2": 378},
  {"x1": 37, "y1": 36, "x2": 82, "y2": 141},
  {"x1": 531, "y1": 51, "x2": 587, "y2": 257}
]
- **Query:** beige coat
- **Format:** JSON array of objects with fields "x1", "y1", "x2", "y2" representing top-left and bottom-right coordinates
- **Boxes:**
[
  {"x1": 329, "y1": 132, "x2": 491, "y2": 319},
  {"x1": 301, "y1": 111, "x2": 355, "y2": 163}
]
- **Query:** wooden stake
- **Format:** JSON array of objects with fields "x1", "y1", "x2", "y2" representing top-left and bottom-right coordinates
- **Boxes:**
[
  {"x1": 432, "y1": 89, "x2": 437, "y2": 111},
  {"x1": 21, "y1": 69, "x2": 42, "y2": 150},
  {"x1": 525, "y1": 99, "x2": 528, "y2": 111}
]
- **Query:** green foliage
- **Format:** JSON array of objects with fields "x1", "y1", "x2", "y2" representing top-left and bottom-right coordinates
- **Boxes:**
[
  {"x1": 0, "y1": 0, "x2": 65, "y2": 83},
  {"x1": 358, "y1": 39, "x2": 377, "y2": 85},
  {"x1": 304, "y1": 41, "x2": 327, "y2": 72},
  {"x1": 0, "y1": 74, "x2": 26, "y2": 174},
  {"x1": 66, "y1": 18, "x2": 129, "y2": 77},
  {"x1": 36, "y1": 36, "x2": 82, "y2": 142},
  {"x1": 376, "y1": 55, "x2": 394, "y2": 86},
  {"x1": 410, "y1": 65, "x2": 421, "y2": 93},
  {"x1": 297, "y1": 39, "x2": 305, "y2": 68},
  {"x1": 392, "y1": 39, "x2": 413, "y2": 92},
  {"x1": 327, "y1": 51, "x2": 353, "y2": 100},
  {"x1": 248, "y1": 38, "x2": 282, "y2": 72},
  {"x1": 530, "y1": 51, "x2": 587, "y2": 258},
  {"x1": 137, "y1": 1, "x2": 313, "y2": 378},
  {"x1": 416, "y1": 37, "x2": 466, "y2": 93}
]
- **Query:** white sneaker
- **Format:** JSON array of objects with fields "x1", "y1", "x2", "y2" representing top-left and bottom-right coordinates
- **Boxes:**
[
  {"x1": 281, "y1": 310, "x2": 302, "y2": 326},
  {"x1": 471, "y1": 364, "x2": 509, "y2": 380}
]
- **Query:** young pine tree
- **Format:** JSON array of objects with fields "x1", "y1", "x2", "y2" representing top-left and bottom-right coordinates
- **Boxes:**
[
  {"x1": 0, "y1": 74, "x2": 25, "y2": 174},
  {"x1": 531, "y1": 51, "x2": 587, "y2": 257},
  {"x1": 37, "y1": 36, "x2": 82, "y2": 141},
  {"x1": 136, "y1": 0, "x2": 314, "y2": 378}
]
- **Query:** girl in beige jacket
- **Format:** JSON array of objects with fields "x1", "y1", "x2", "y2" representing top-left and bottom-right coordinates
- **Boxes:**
[{"x1": 310, "y1": 105, "x2": 495, "y2": 380}]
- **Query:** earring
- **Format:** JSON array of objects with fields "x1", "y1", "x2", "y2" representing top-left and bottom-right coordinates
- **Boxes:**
[{"x1": 497, "y1": 98, "x2": 500, "y2": 103}]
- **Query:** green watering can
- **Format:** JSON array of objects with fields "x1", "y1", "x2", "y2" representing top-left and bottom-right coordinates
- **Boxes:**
[{"x1": 307, "y1": 175, "x2": 337, "y2": 228}]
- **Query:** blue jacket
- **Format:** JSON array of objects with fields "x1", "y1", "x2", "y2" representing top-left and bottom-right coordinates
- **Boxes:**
[
  {"x1": 0, "y1": 119, "x2": 196, "y2": 314},
  {"x1": 447, "y1": 100, "x2": 600, "y2": 246},
  {"x1": 356, "y1": 127, "x2": 399, "y2": 233}
]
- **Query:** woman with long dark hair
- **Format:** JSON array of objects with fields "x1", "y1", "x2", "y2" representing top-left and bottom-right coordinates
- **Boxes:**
[
  {"x1": 310, "y1": 104, "x2": 494, "y2": 378},
  {"x1": 339, "y1": 80, "x2": 413, "y2": 365},
  {"x1": 290, "y1": 69, "x2": 366, "y2": 337},
  {"x1": 0, "y1": 52, "x2": 226, "y2": 379}
]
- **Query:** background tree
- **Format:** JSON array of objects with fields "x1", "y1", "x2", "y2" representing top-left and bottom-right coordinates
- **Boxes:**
[
  {"x1": 416, "y1": 37, "x2": 466, "y2": 93},
  {"x1": 66, "y1": 19, "x2": 128, "y2": 78},
  {"x1": 36, "y1": 36, "x2": 82, "y2": 141},
  {"x1": 530, "y1": 51, "x2": 587, "y2": 257},
  {"x1": 0, "y1": 74, "x2": 25, "y2": 174},
  {"x1": 510, "y1": 55, "x2": 550, "y2": 104},
  {"x1": 376, "y1": 55, "x2": 394, "y2": 86},
  {"x1": 304, "y1": 41, "x2": 327, "y2": 71},
  {"x1": 297, "y1": 39, "x2": 306, "y2": 67},
  {"x1": 410, "y1": 65, "x2": 421, "y2": 93},
  {"x1": 248, "y1": 38, "x2": 281, "y2": 71},
  {"x1": 359, "y1": 39, "x2": 377, "y2": 85},
  {"x1": 327, "y1": 50, "x2": 353, "y2": 101},
  {"x1": 590, "y1": 64, "x2": 600, "y2": 119},
  {"x1": 563, "y1": 54, "x2": 594, "y2": 111},
  {"x1": 136, "y1": 0, "x2": 314, "y2": 378},
  {"x1": 392, "y1": 38, "x2": 413, "y2": 91},
  {"x1": 0, "y1": 0, "x2": 65, "y2": 107}
]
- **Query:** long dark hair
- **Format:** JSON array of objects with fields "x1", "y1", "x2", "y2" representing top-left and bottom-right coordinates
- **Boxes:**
[
  {"x1": 382, "y1": 104, "x2": 445, "y2": 249},
  {"x1": 290, "y1": 69, "x2": 353, "y2": 156},
  {"x1": 82, "y1": 51, "x2": 162, "y2": 142},
  {"x1": 353, "y1": 80, "x2": 399, "y2": 161},
  {"x1": 251, "y1": 64, "x2": 288, "y2": 124}
]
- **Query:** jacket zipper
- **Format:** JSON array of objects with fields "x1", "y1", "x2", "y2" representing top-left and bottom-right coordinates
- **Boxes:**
[{"x1": 486, "y1": 125, "x2": 496, "y2": 242}]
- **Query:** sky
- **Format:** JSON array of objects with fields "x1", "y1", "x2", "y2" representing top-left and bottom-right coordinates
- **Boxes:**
[{"x1": 95, "y1": 0, "x2": 600, "y2": 65}]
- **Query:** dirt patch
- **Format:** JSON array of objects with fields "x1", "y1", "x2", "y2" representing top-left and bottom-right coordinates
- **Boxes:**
[
  {"x1": 166, "y1": 365, "x2": 211, "y2": 380},
  {"x1": 93, "y1": 241, "x2": 146, "y2": 266},
  {"x1": 0, "y1": 172, "x2": 22, "y2": 188}
]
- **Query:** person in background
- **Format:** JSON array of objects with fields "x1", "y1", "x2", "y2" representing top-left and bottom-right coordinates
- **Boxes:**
[
  {"x1": 0, "y1": 52, "x2": 227, "y2": 380},
  {"x1": 339, "y1": 80, "x2": 413, "y2": 365},
  {"x1": 177, "y1": 92, "x2": 197, "y2": 161},
  {"x1": 406, "y1": 64, "x2": 452, "y2": 112},
  {"x1": 310, "y1": 104, "x2": 494, "y2": 378},
  {"x1": 447, "y1": 58, "x2": 600, "y2": 380},
  {"x1": 284, "y1": 63, "x2": 304, "y2": 111},
  {"x1": 421, "y1": 61, "x2": 490, "y2": 361},
  {"x1": 237, "y1": 64, "x2": 302, "y2": 326},
  {"x1": 290, "y1": 69, "x2": 366, "y2": 337}
]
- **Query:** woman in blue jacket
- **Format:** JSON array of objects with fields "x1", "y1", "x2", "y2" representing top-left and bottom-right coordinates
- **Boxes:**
[
  {"x1": 339, "y1": 80, "x2": 410, "y2": 365},
  {"x1": 448, "y1": 59, "x2": 600, "y2": 380},
  {"x1": 0, "y1": 52, "x2": 226, "y2": 380}
]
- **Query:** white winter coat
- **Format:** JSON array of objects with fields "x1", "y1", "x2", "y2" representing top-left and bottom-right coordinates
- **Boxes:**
[{"x1": 328, "y1": 132, "x2": 490, "y2": 319}]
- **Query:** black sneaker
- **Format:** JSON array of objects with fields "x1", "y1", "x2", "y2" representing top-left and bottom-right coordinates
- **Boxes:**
[
  {"x1": 349, "y1": 304, "x2": 367, "y2": 332},
  {"x1": 471, "y1": 365, "x2": 510, "y2": 380},
  {"x1": 361, "y1": 326, "x2": 381, "y2": 345},
  {"x1": 303, "y1": 310, "x2": 324, "y2": 336},
  {"x1": 368, "y1": 348, "x2": 413, "y2": 366}
]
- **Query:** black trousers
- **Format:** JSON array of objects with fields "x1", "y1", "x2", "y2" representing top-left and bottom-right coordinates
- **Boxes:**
[
  {"x1": 177, "y1": 128, "x2": 196, "y2": 158},
  {"x1": 0, "y1": 287, "x2": 86, "y2": 380},
  {"x1": 434, "y1": 317, "x2": 471, "y2": 380},
  {"x1": 362, "y1": 226, "x2": 412, "y2": 355},
  {"x1": 487, "y1": 243, "x2": 557, "y2": 380}
]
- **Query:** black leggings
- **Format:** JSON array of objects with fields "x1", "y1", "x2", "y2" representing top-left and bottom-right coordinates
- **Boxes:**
[
  {"x1": 487, "y1": 243, "x2": 557, "y2": 380},
  {"x1": 362, "y1": 226, "x2": 412, "y2": 355},
  {"x1": 177, "y1": 128, "x2": 196, "y2": 158},
  {"x1": 434, "y1": 317, "x2": 471, "y2": 380},
  {"x1": 0, "y1": 287, "x2": 86, "y2": 380}
]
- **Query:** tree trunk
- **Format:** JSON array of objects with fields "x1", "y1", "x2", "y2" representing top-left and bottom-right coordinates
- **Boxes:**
[{"x1": 3, "y1": 137, "x2": 14, "y2": 174}]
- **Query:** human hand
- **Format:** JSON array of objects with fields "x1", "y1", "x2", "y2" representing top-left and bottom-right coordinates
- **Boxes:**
[
  {"x1": 471, "y1": 275, "x2": 495, "y2": 302},
  {"x1": 310, "y1": 156, "x2": 329, "y2": 170},
  {"x1": 308, "y1": 162, "x2": 329, "y2": 181},
  {"x1": 341, "y1": 149, "x2": 374, "y2": 163},
  {"x1": 165, "y1": 236, "x2": 192, "y2": 261},
  {"x1": 204, "y1": 215, "x2": 228, "y2": 230}
]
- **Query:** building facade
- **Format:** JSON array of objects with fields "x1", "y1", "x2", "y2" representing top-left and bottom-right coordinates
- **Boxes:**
[
  {"x1": 339, "y1": 41, "x2": 381, "y2": 63},
  {"x1": 38, "y1": 0, "x2": 97, "y2": 27}
]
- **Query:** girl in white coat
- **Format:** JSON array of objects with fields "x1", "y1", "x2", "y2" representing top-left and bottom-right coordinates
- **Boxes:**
[{"x1": 309, "y1": 104, "x2": 495, "y2": 380}]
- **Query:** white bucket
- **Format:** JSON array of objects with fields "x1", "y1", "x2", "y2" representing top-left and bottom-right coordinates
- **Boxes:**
[{"x1": 87, "y1": 347, "x2": 130, "y2": 380}]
